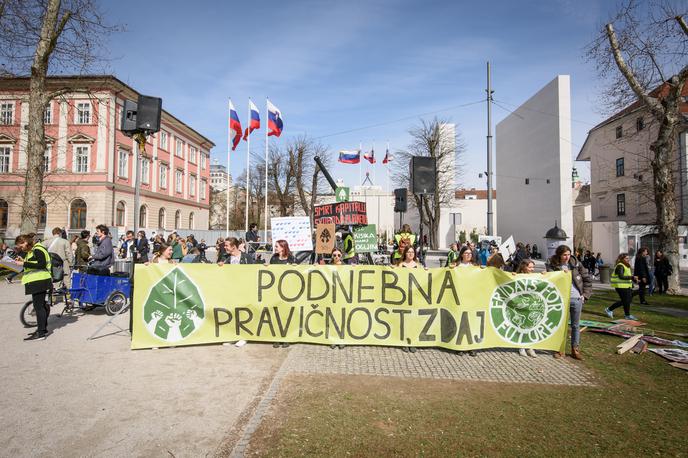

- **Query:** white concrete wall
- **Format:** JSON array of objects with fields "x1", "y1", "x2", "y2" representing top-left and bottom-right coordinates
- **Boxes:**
[{"x1": 495, "y1": 75, "x2": 573, "y2": 248}]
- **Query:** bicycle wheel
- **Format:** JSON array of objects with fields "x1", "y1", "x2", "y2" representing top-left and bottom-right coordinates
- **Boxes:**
[
  {"x1": 20, "y1": 300, "x2": 37, "y2": 328},
  {"x1": 104, "y1": 291, "x2": 128, "y2": 316}
]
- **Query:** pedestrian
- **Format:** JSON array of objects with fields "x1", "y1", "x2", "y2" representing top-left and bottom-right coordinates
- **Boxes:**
[
  {"x1": 149, "y1": 243, "x2": 174, "y2": 264},
  {"x1": 170, "y1": 236, "x2": 184, "y2": 262},
  {"x1": 73, "y1": 230, "x2": 91, "y2": 272},
  {"x1": 546, "y1": 245, "x2": 592, "y2": 360},
  {"x1": 653, "y1": 250, "x2": 672, "y2": 294},
  {"x1": 135, "y1": 230, "x2": 150, "y2": 263},
  {"x1": 515, "y1": 259, "x2": 538, "y2": 357},
  {"x1": 445, "y1": 242, "x2": 460, "y2": 267},
  {"x1": 14, "y1": 234, "x2": 53, "y2": 341},
  {"x1": 633, "y1": 247, "x2": 650, "y2": 305},
  {"x1": 605, "y1": 253, "x2": 638, "y2": 320},
  {"x1": 330, "y1": 248, "x2": 344, "y2": 265},
  {"x1": 457, "y1": 246, "x2": 476, "y2": 267},
  {"x1": 89, "y1": 224, "x2": 114, "y2": 275},
  {"x1": 198, "y1": 239, "x2": 208, "y2": 262},
  {"x1": 217, "y1": 238, "x2": 252, "y2": 265},
  {"x1": 269, "y1": 239, "x2": 295, "y2": 265},
  {"x1": 486, "y1": 252, "x2": 506, "y2": 269},
  {"x1": 44, "y1": 227, "x2": 73, "y2": 286}
]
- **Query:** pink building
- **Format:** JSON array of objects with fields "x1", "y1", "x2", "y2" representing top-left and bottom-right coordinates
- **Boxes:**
[{"x1": 0, "y1": 75, "x2": 213, "y2": 238}]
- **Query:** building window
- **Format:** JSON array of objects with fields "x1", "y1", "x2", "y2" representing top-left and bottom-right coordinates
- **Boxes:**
[
  {"x1": 74, "y1": 146, "x2": 89, "y2": 173},
  {"x1": 201, "y1": 154, "x2": 207, "y2": 170},
  {"x1": 75, "y1": 102, "x2": 91, "y2": 124},
  {"x1": 70, "y1": 199, "x2": 87, "y2": 229},
  {"x1": 617, "y1": 193, "x2": 626, "y2": 216},
  {"x1": 615, "y1": 125, "x2": 623, "y2": 139},
  {"x1": 44, "y1": 104, "x2": 52, "y2": 124},
  {"x1": 0, "y1": 146, "x2": 11, "y2": 173},
  {"x1": 0, "y1": 102, "x2": 14, "y2": 125},
  {"x1": 175, "y1": 210, "x2": 181, "y2": 229},
  {"x1": 201, "y1": 179, "x2": 207, "y2": 199},
  {"x1": 175, "y1": 139, "x2": 183, "y2": 158},
  {"x1": 189, "y1": 212, "x2": 194, "y2": 229},
  {"x1": 160, "y1": 131, "x2": 168, "y2": 150},
  {"x1": 0, "y1": 199, "x2": 7, "y2": 228},
  {"x1": 636, "y1": 117, "x2": 644, "y2": 131},
  {"x1": 175, "y1": 170, "x2": 183, "y2": 193},
  {"x1": 44, "y1": 145, "x2": 51, "y2": 172},
  {"x1": 141, "y1": 158, "x2": 150, "y2": 184},
  {"x1": 189, "y1": 175, "x2": 196, "y2": 196},
  {"x1": 616, "y1": 158, "x2": 624, "y2": 177},
  {"x1": 159, "y1": 164, "x2": 168, "y2": 189},
  {"x1": 118, "y1": 150, "x2": 128, "y2": 178},
  {"x1": 158, "y1": 208, "x2": 166, "y2": 229},
  {"x1": 189, "y1": 146, "x2": 197, "y2": 164},
  {"x1": 139, "y1": 205, "x2": 148, "y2": 228},
  {"x1": 38, "y1": 200, "x2": 47, "y2": 229},
  {"x1": 116, "y1": 201, "x2": 126, "y2": 226}
]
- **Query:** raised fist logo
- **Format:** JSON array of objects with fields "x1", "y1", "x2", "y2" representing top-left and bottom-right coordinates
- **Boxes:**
[{"x1": 165, "y1": 312, "x2": 183, "y2": 341}]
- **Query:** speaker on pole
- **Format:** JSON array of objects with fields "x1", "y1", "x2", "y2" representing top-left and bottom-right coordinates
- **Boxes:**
[
  {"x1": 394, "y1": 188, "x2": 407, "y2": 213},
  {"x1": 410, "y1": 156, "x2": 436, "y2": 195},
  {"x1": 136, "y1": 95, "x2": 162, "y2": 133}
]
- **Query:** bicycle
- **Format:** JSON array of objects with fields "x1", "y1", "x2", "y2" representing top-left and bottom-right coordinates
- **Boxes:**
[{"x1": 19, "y1": 272, "x2": 96, "y2": 328}]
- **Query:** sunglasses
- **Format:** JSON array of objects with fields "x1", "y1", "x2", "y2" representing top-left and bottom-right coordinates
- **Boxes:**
[{"x1": 332, "y1": 254, "x2": 342, "y2": 257}]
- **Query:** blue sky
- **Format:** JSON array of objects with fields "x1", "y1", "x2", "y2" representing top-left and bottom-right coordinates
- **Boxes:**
[{"x1": 102, "y1": 0, "x2": 621, "y2": 190}]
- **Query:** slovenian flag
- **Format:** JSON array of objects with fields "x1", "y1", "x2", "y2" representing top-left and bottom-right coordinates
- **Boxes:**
[
  {"x1": 243, "y1": 100, "x2": 260, "y2": 141},
  {"x1": 338, "y1": 150, "x2": 360, "y2": 164},
  {"x1": 382, "y1": 148, "x2": 392, "y2": 164},
  {"x1": 229, "y1": 100, "x2": 242, "y2": 151},
  {"x1": 267, "y1": 100, "x2": 283, "y2": 137},
  {"x1": 363, "y1": 147, "x2": 375, "y2": 164}
]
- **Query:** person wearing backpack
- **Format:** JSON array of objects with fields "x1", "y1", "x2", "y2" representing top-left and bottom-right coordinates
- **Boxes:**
[
  {"x1": 45, "y1": 227, "x2": 73, "y2": 286},
  {"x1": 14, "y1": 234, "x2": 53, "y2": 340}
]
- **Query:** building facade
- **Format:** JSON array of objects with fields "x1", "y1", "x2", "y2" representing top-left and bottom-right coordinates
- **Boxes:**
[
  {"x1": 576, "y1": 83, "x2": 688, "y2": 266},
  {"x1": 0, "y1": 75, "x2": 213, "y2": 238},
  {"x1": 210, "y1": 160, "x2": 231, "y2": 191}
]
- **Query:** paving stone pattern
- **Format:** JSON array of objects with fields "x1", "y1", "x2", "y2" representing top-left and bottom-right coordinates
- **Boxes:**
[{"x1": 283, "y1": 344, "x2": 596, "y2": 386}]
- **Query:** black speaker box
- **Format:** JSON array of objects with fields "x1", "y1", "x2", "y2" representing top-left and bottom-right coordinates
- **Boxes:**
[
  {"x1": 120, "y1": 99, "x2": 138, "y2": 134},
  {"x1": 394, "y1": 188, "x2": 407, "y2": 212},
  {"x1": 410, "y1": 156, "x2": 436, "y2": 194},
  {"x1": 136, "y1": 95, "x2": 162, "y2": 133}
]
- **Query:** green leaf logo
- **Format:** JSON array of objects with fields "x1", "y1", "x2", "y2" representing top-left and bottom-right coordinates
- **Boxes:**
[
  {"x1": 142, "y1": 268, "x2": 205, "y2": 342},
  {"x1": 489, "y1": 278, "x2": 564, "y2": 345}
]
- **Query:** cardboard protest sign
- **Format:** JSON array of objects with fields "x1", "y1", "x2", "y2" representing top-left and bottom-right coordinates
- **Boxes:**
[
  {"x1": 315, "y1": 223, "x2": 335, "y2": 254},
  {"x1": 270, "y1": 217, "x2": 313, "y2": 252},
  {"x1": 353, "y1": 224, "x2": 377, "y2": 253},
  {"x1": 313, "y1": 201, "x2": 368, "y2": 226}
]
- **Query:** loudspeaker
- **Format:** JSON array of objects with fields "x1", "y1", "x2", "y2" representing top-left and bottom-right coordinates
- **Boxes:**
[
  {"x1": 410, "y1": 156, "x2": 436, "y2": 194},
  {"x1": 120, "y1": 99, "x2": 138, "y2": 135},
  {"x1": 136, "y1": 95, "x2": 162, "y2": 133},
  {"x1": 394, "y1": 188, "x2": 407, "y2": 213}
]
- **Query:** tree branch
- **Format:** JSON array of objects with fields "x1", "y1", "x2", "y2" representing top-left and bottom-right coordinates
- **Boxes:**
[
  {"x1": 676, "y1": 15, "x2": 688, "y2": 36},
  {"x1": 605, "y1": 22, "x2": 664, "y2": 119}
]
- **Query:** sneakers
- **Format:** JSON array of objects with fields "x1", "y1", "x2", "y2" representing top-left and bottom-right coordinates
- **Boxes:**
[
  {"x1": 519, "y1": 348, "x2": 527, "y2": 357},
  {"x1": 5, "y1": 277, "x2": 13, "y2": 284},
  {"x1": 409, "y1": 346, "x2": 417, "y2": 353},
  {"x1": 234, "y1": 340, "x2": 247, "y2": 347},
  {"x1": 526, "y1": 349, "x2": 537, "y2": 358},
  {"x1": 24, "y1": 331, "x2": 48, "y2": 341},
  {"x1": 625, "y1": 315, "x2": 638, "y2": 320},
  {"x1": 604, "y1": 308, "x2": 613, "y2": 319},
  {"x1": 468, "y1": 350, "x2": 477, "y2": 357}
]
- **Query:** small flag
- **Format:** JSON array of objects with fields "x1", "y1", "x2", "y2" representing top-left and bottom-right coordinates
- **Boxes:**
[
  {"x1": 243, "y1": 100, "x2": 260, "y2": 141},
  {"x1": 338, "y1": 150, "x2": 360, "y2": 164},
  {"x1": 267, "y1": 100, "x2": 283, "y2": 137},
  {"x1": 382, "y1": 148, "x2": 392, "y2": 164},
  {"x1": 229, "y1": 100, "x2": 242, "y2": 151},
  {"x1": 363, "y1": 147, "x2": 376, "y2": 164}
]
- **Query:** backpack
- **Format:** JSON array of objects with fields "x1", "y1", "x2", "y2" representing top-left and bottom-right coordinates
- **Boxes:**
[{"x1": 47, "y1": 238, "x2": 64, "y2": 282}]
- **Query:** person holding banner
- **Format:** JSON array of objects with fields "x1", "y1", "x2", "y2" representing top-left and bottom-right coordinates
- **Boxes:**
[
  {"x1": 218, "y1": 238, "x2": 252, "y2": 265},
  {"x1": 457, "y1": 246, "x2": 476, "y2": 267},
  {"x1": 516, "y1": 259, "x2": 538, "y2": 358},
  {"x1": 398, "y1": 245, "x2": 420, "y2": 269},
  {"x1": 445, "y1": 243, "x2": 460, "y2": 267},
  {"x1": 149, "y1": 243, "x2": 174, "y2": 264},
  {"x1": 269, "y1": 240, "x2": 295, "y2": 265},
  {"x1": 330, "y1": 248, "x2": 344, "y2": 265},
  {"x1": 546, "y1": 245, "x2": 592, "y2": 360}
]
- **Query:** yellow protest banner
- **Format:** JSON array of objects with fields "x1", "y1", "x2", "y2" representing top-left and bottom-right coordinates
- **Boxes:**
[{"x1": 131, "y1": 264, "x2": 571, "y2": 352}]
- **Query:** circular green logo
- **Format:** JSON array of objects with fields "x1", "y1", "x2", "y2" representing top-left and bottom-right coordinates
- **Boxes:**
[
  {"x1": 489, "y1": 278, "x2": 564, "y2": 345},
  {"x1": 142, "y1": 268, "x2": 205, "y2": 342}
]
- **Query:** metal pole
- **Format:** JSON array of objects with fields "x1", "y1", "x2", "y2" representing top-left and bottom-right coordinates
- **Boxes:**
[
  {"x1": 245, "y1": 98, "x2": 251, "y2": 233},
  {"x1": 486, "y1": 61, "x2": 494, "y2": 236},
  {"x1": 264, "y1": 97, "x2": 269, "y2": 243},
  {"x1": 226, "y1": 99, "x2": 231, "y2": 237}
]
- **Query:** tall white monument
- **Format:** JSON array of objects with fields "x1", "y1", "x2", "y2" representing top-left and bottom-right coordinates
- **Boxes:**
[{"x1": 495, "y1": 75, "x2": 573, "y2": 252}]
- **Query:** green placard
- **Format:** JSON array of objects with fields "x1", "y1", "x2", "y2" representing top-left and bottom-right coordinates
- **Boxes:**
[
  {"x1": 353, "y1": 224, "x2": 377, "y2": 253},
  {"x1": 335, "y1": 186, "x2": 350, "y2": 202}
]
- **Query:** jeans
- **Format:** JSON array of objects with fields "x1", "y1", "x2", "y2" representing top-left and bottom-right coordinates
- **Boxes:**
[{"x1": 569, "y1": 297, "x2": 583, "y2": 348}]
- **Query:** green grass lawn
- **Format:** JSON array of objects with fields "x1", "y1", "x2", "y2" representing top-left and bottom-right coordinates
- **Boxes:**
[{"x1": 247, "y1": 292, "x2": 688, "y2": 457}]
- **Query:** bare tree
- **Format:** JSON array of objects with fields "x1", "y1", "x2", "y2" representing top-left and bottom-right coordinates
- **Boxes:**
[
  {"x1": 236, "y1": 162, "x2": 267, "y2": 229},
  {"x1": 0, "y1": 0, "x2": 119, "y2": 233},
  {"x1": 266, "y1": 145, "x2": 296, "y2": 216},
  {"x1": 393, "y1": 118, "x2": 465, "y2": 249},
  {"x1": 586, "y1": 0, "x2": 688, "y2": 293},
  {"x1": 287, "y1": 136, "x2": 332, "y2": 218}
]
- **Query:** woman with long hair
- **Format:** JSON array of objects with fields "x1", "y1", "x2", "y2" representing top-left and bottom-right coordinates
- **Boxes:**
[
  {"x1": 545, "y1": 245, "x2": 592, "y2": 360},
  {"x1": 515, "y1": 259, "x2": 537, "y2": 358},
  {"x1": 605, "y1": 253, "x2": 637, "y2": 320},
  {"x1": 399, "y1": 245, "x2": 419, "y2": 269},
  {"x1": 653, "y1": 250, "x2": 672, "y2": 294},
  {"x1": 14, "y1": 234, "x2": 53, "y2": 340},
  {"x1": 149, "y1": 243, "x2": 174, "y2": 264},
  {"x1": 457, "y1": 246, "x2": 475, "y2": 267},
  {"x1": 330, "y1": 248, "x2": 344, "y2": 265},
  {"x1": 269, "y1": 239, "x2": 295, "y2": 265}
]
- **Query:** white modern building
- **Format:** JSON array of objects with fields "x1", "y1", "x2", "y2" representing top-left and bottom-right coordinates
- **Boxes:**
[
  {"x1": 210, "y1": 161, "x2": 231, "y2": 191},
  {"x1": 495, "y1": 75, "x2": 573, "y2": 249}
]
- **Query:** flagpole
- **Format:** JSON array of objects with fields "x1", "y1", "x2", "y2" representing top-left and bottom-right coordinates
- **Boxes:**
[
  {"x1": 264, "y1": 97, "x2": 269, "y2": 243},
  {"x1": 358, "y1": 141, "x2": 362, "y2": 186},
  {"x1": 245, "y1": 98, "x2": 251, "y2": 233},
  {"x1": 226, "y1": 99, "x2": 231, "y2": 237},
  {"x1": 372, "y1": 141, "x2": 376, "y2": 187},
  {"x1": 386, "y1": 140, "x2": 390, "y2": 194}
]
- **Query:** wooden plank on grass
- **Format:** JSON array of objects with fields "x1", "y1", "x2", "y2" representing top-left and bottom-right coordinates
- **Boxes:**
[{"x1": 617, "y1": 334, "x2": 643, "y2": 354}]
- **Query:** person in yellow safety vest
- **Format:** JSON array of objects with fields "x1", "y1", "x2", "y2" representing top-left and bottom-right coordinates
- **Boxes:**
[
  {"x1": 393, "y1": 224, "x2": 416, "y2": 263},
  {"x1": 342, "y1": 230, "x2": 356, "y2": 264},
  {"x1": 605, "y1": 253, "x2": 638, "y2": 320},
  {"x1": 14, "y1": 233, "x2": 53, "y2": 341}
]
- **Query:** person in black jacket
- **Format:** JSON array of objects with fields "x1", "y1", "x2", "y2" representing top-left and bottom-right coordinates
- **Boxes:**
[
  {"x1": 633, "y1": 247, "x2": 650, "y2": 305},
  {"x1": 135, "y1": 231, "x2": 150, "y2": 263},
  {"x1": 653, "y1": 250, "x2": 672, "y2": 294},
  {"x1": 217, "y1": 237, "x2": 252, "y2": 265}
]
